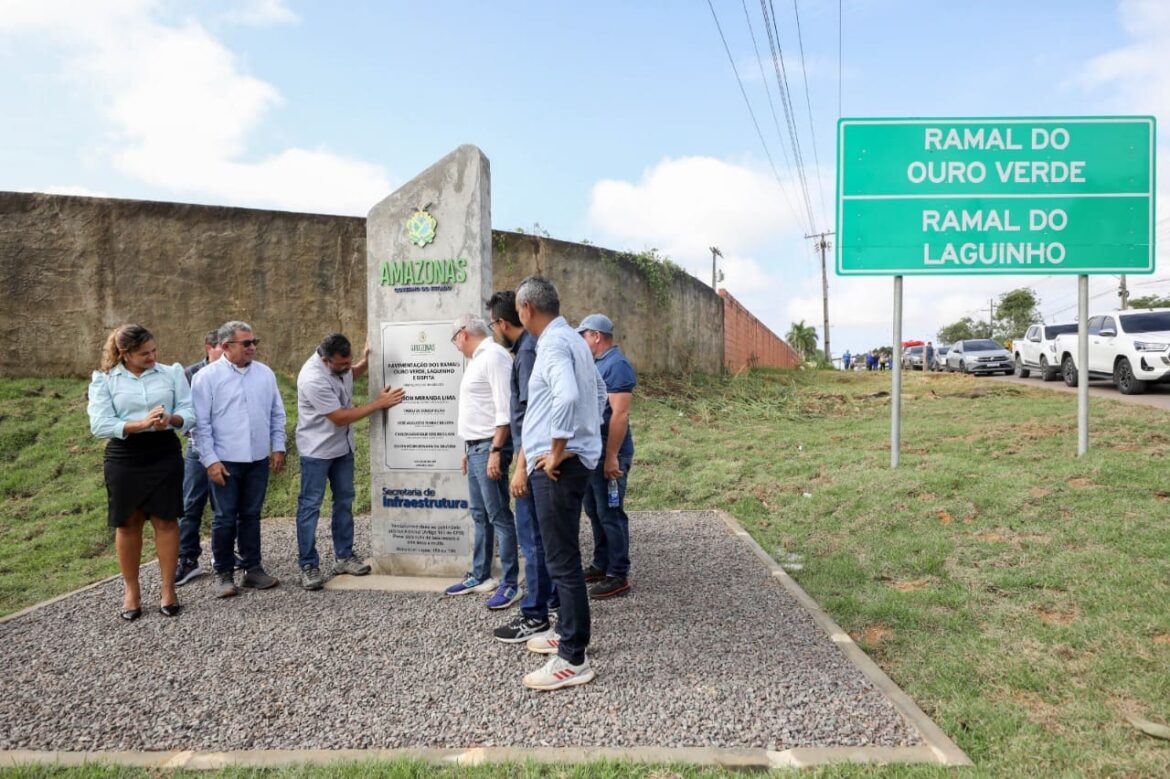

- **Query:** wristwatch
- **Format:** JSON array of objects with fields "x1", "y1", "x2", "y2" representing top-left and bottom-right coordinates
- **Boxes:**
[{"x1": 491, "y1": 446, "x2": 504, "y2": 453}]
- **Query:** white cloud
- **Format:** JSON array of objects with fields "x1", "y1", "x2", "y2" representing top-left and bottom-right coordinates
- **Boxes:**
[
  {"x1": 587, "y1": 155, "x2": 824, "y2": 337},
  {"x1": 0, "y1": 0, "x2": 390, "y2": 215},
  {"x1": 221, "y1": 0, "x2": 299, "y2": 27},
  {"x1": 41, "y1": 185, "x2": 113, "y2": 198}
]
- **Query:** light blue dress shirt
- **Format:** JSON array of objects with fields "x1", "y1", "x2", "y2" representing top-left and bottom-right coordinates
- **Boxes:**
[
  {"x1": 87, "y1": 362, "x2": 194, "y2": 440},
  {"x1": 522, "y1": 316, "x2": 608, "y2": 473},
  {"x1": 191, "y1": 356, "x2": 287, "y2": 467}
]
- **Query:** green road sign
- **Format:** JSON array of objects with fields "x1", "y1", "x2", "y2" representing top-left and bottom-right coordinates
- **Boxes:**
[{"x1": 836, "y1": 117, "x2": 1156, "y2": 275}]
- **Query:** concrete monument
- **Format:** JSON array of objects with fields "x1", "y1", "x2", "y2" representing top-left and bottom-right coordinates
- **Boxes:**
[{"x1": 366, "y1": 145, "x2": 492, "y2": 575}]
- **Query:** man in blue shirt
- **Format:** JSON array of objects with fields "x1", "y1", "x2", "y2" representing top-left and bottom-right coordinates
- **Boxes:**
[
  {"x1": 191, "y1": 320, "x2": 287, "y2": 598},
  {"x1": 514, "y1": 275, "x2": 607, "y2": 691},
  {"x1": 487, "y1": 291, "x2": 557, "y2": 644},
  {"x1": 577, "y1": 314, "x2": 635, "y2": 599}
]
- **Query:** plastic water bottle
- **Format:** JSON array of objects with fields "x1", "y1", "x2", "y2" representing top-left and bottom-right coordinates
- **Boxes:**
[{"x1": 607, "y1": 478, "x2": 620, "y2": 508}]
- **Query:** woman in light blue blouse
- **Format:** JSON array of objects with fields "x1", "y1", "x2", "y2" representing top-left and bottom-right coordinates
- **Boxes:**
[{"x1": 87, "y1": 324, "x2": 194, "y2": 621}]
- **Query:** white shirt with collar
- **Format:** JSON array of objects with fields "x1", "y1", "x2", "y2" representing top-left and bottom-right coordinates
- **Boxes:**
[{"x1": 457, "y1": 337, "x2": 512, "y2": 442}]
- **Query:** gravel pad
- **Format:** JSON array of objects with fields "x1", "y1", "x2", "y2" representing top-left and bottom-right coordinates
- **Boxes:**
[{"x1": 0, "y1": 510, "x2": 917, "y2": 751}]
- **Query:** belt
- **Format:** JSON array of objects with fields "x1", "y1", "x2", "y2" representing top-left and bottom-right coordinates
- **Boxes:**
[{"x1": 464, "y1": 438, "x2": 492, "y2": 447}]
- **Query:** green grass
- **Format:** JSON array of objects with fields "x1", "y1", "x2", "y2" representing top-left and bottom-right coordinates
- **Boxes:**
[{"x1": 2, "y1": 369, "x2": 1169, "y2": 776}]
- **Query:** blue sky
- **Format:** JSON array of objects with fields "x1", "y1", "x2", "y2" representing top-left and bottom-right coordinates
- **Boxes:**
[{"x1": 2, "y1": 0, "x2": 1167, "y2": 354}]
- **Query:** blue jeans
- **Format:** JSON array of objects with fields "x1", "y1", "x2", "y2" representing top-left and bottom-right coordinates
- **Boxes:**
[
  {"x1": 209, "y1": 458, "x2": 269, "y2": 574},
  {"x1": 515, "y1": 489, "x2": 553, "y2": 620},
  {"x1": 179, "y1": 444, "x2": 213, "y2": 561},
  {"x1": 530, "y1": 455, "x2": 593, "y2": 665},
  {"x1": 466, "y1": 441, "x2": 518, "y2": 588},
  {"x1": 295, "y1": 452, "x2": 356, "y2": 569},
  {"x1": 582, "y1": 456, "x2": 632, "y2": 578}
]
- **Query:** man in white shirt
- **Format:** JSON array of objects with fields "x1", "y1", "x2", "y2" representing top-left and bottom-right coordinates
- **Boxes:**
[
  {"x1": 444, "y1": 314, "x2": 520, "y2": 610},
  {"x1": 295, "y1": 333, "x2": 405, "y2": 591}
]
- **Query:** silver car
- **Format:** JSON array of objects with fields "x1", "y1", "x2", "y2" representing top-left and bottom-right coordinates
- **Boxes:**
[{"x1": 945, "y1": 339, "x2": 1013, "y2": 375}]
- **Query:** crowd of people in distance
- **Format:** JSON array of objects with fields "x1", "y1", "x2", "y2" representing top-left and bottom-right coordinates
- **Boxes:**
[{"x1": 85, "y1": 275, "x2": 634, "y2": 691}]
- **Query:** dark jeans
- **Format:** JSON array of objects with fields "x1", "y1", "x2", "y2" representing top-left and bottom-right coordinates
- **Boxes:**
[
  {"x1": 582, "y1": 457, "x2": 632, "y2": 578},
  {"x1": 209, "y1": 458, "x2": 270, "y2": 574},
  {"x1": 530, "y1": 455, "x2": 593, "y2": 665},
  {"x1": 515, "y1": 489, "x2": 553, "y2": 620},
  {"x1": 295, "y1": 452, "x2": 356, "y2": 568},
  {"x1": 179, "y1": 444, "x2": 212, "y2": 561}
]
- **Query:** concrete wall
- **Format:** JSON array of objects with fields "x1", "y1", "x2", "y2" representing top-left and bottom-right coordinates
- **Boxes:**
[
  {"x1": 720, "y1": 289, "x2": 801, "y2": 371},
  {"x1": 0, "y1": 191, "x2": 724, "y2": 377},
  {"x1": 492, "y1": 233, "x2": 723, "y2": 375}
]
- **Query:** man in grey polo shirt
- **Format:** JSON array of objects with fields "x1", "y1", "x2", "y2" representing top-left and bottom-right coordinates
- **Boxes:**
[{"x1": 295, "y1": 333, "x2": 405, "y2": 590}]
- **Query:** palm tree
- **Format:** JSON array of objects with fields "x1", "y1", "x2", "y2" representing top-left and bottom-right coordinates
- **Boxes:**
[{"x1": 786, "y1": 320, "x2": 819, "y2": 360}]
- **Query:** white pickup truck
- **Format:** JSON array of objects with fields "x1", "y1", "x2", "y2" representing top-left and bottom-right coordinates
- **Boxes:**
[
  {"x1": 1013, "y1": 322, "x2": 1078, "y2": 381},
  {"x1": 1052, "y1": 308, "x2": 1170, "y2": 394}
]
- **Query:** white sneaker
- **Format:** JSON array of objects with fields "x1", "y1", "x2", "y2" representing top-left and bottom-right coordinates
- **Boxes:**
[
  {"x1": 470, "y1": 577, "x2": 497, "y2": 593},
  {"x1": 523, "y1": 654, "x2": 595, "y2": 691},
  {"x1": 525, "y1": 633, "x2": 562, "y2": 654}
]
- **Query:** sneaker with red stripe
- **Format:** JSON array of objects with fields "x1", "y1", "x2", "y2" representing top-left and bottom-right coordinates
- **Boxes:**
[
  {"x1": 526, "y1": 633, "x2": 561, "y2": 654},
  {"x1": 522, "y1": 654, "x2": 596, "y2": 690}
]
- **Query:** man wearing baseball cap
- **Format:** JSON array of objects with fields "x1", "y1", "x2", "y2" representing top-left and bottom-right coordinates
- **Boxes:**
[{"x1": 576, "y1": 313, "x2": 636, "y2": 599}]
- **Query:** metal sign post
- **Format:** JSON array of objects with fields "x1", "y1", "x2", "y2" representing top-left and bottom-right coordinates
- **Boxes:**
[
  {"x1": 1077, "y1": 275, "x2": 1089, "y2": 455},
  {"x1": 892, "y1": 276, "x2": 903, "y2": 468}
]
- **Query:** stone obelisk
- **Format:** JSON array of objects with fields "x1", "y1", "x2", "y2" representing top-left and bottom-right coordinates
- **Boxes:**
[{"x1": 366, "y1": 145, "x2": 491, "y2": 575}]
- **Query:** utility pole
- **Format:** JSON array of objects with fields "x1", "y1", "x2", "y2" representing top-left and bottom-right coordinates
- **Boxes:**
[
  {"x1": 805, "y1": 231, "x2": 834, "y2": 363},
  {"x1": 709, "y1": 246, "x2": 723, "y2": 290},
  {"x1": 988, "y1": 298, "x2": 995, "y2": 338},
  {"x1": 1119, "y1": 275, "x2": 1130, "y2": 309}
]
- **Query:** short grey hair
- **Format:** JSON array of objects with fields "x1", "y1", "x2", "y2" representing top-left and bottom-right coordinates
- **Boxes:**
[
  {"x1": 218, "y1": 320, "x2": 252, "y2": 345},
  {"x1": 516, "y1": 275, "x2": 560, "y2": 316},
  {"x1": 452, "y1": 313, "x2": 490, "y2": 337}
]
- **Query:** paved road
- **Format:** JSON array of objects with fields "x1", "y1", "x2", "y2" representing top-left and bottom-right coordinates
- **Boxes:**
[{"x1": 986, "y1": 372, "x2": 1170, "y2": 412}]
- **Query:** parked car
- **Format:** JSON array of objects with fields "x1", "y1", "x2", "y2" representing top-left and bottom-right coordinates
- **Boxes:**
[
  {"x1": 1013, "y1": 322, "x2": 1078, "y2": 381},
  {"x1": 902, "y1": 345, "x2": 925, "y2": 370},
  {"x1": 945, "y1": 339, "x2": 1013, "y2": 375},
  {"x1": 1052, "y1": 308, "x2": 1170, "y2": 394},
  {"x1": 929, "y1": 345, "x2": 950, "y2": 371}
]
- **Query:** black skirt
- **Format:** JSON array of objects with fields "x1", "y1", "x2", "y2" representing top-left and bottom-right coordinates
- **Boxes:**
[{"x1": 103, "y1": 430, "x2": 183, "y2": 528}]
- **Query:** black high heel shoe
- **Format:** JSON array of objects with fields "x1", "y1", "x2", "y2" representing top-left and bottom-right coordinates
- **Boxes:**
[
  {"x1": 159, "y1": 602, "x2": 181, "y2": 617},
  {"x1": 120, "y1": 608, "x2": 142, "y2": 622}
]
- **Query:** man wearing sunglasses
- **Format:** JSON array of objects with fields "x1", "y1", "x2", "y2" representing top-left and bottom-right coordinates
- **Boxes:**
[{"x1": 191, "y1": 320, "x2": 287, "y2": 598}]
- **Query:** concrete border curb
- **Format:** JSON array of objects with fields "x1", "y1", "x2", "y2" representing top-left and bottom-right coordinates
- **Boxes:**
[
  {"x1": 0, "y1": 511, "x2": 971, "y2": 770},
  {"x1": 712, "y1": 509, "x2": 973, "y2": 767}
]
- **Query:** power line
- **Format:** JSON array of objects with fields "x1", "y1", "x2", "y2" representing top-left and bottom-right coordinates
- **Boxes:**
[
  {"x1": 791, "y1": 0, "x2": 829, "y2": 227},
  {"x1": 705, "y1": 0, "x2": 807, "y2": 232},
  {"x1": 759, "y1": 0, "x2": 818, "y2": 232},
  {"x1": 739, "y1": 0, "x2": 806, "y2": 227}
]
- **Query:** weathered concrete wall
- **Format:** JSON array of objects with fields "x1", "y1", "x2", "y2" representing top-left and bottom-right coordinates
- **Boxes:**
[
  {"x1": 491, "y1": 233, "x2": 723, "y2": 375},
  {"x1": 0, "y1": 191, "x2": 723, "y2": 377},
  {"x1": 0, "y1": 192, "x2": 366, "y2": 378},
  {"x1": 720, "y1": 289, "x2": 800, "y2": 371}
]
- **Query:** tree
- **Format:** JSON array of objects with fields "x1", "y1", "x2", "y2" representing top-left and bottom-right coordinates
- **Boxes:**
[
  {"x1": 994, "y1": 288, "x2": 1040, "y2": 341},
  {"x1": 1128, "y1": 294, "x2": 1170, "y2": 309},
  {"x1": 785, "y1": 320, "x2": 819, "y2": 360},
  {"x1": 937, "y1": 317, "x2": 985, "y2": 344}
]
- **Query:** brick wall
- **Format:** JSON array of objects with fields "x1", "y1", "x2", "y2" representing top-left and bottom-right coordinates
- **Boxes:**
[{"x1": 720, "y1": 289, "x2": 801, "y2": 371}]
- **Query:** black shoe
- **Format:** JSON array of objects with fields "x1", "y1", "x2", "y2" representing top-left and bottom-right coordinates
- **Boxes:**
[
  {"x1": 120, "y1": 607, "x2": 142, "y2": 622},
  {"x1": 583, "y1": 565, "x2": 606, "y2": 584},
  {"x1": 493, "y1": 614, "x2": 552, "y2": 644},
  {"x1": 241, "y1": 566, "x2": 279, "y2": 590},
  {"x1": 589, "y1": 576, "x2": 631, "y2": 600},
  {"x1": 216, "y1": 572, "x2": 238, "y2": 598},
  {"x1": 175, "y1": 558, "x2": 204, "y2": 587},
  {"x1": 159, "y1": 602, "x2": 181, "y2": 617}
]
